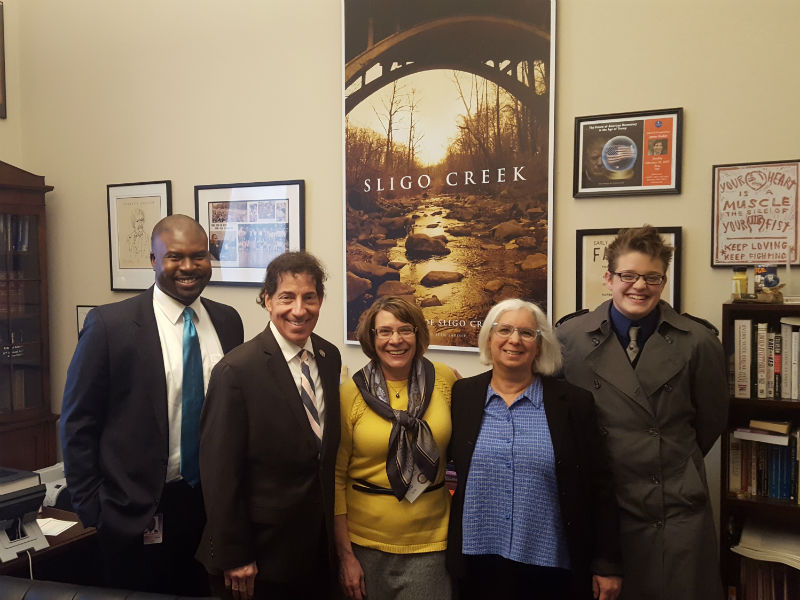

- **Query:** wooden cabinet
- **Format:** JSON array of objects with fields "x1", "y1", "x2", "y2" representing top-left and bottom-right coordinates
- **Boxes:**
[
  {"x1": 0, "y1": 161, "x2": 55, "y2": 470},
  {"x1": 720, "y1": 302, "x2": 800, "y2": 596}
]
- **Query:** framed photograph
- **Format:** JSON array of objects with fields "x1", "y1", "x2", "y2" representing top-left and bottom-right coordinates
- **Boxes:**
[
  {"x1": 576, "y1": 227, "x2": 682, "y2": 311},
  {"x1": 573, "y1": 108, "x2": 682, "y2": 198},
  {"x1": 195, "y1": 180, "x2": 304, "y2": 285},
  {"x1": 76, "y1": 305, "x2": 96, "y2": 337},
  {"x1": 711, "y1": 159, "x2": 800, "y2": 267},
  {"x1": 107, "y1": 180, "x2": 172, "y2": 291},
  {"x1": 0, "y1": 1, "x2": 6, "y2": 119}
]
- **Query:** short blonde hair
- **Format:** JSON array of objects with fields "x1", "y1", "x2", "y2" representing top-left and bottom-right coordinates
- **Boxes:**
[{"x1": 477, "y1": 298, "x2": 562, "y2": 376}]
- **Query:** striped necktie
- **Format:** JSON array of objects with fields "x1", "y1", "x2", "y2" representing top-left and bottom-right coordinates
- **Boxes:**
[
  {"x1": 626, "y1": 325, "x2": 641, "y2": 363},
  {"x1": 181, "y1": 307, "x2": 203, "y2": 487},
  {"x1": 298, "y1": 350, "x2": 322, "y2": 443}
]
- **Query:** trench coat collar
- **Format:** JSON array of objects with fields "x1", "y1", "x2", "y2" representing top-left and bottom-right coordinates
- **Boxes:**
[{"x1": 582, "y1": 300, "x2": 688, "y2": 415}]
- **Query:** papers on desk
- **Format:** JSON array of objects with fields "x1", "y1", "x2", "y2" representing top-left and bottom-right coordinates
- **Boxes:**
[
  {"x1": 36, "y1": 517, "x2": 77, "y2": 537},
  {"x1": 731, "y1": 520, "x2": 800, "y2": 570}
]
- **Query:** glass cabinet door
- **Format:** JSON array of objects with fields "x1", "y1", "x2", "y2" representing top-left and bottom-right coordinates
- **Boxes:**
[{"x1": 0, "y1": 214, "x2": 43, "y2": 416}]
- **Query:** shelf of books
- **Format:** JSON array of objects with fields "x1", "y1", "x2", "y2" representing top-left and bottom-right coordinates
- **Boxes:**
[
  {"x1": 721, "y1": 302, "x2": 800, "y2": 599},
  {"x1": 0, "y1": 161, "x2": 55, "y2": 472}
]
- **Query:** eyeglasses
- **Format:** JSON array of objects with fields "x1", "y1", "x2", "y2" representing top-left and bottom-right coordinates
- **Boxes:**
[
  {"x1": 492, "y1": 323, "x2": 540, "y2": 342},
  {"x1": 612, "y1": 271, "x2": 666, "y2": 285},
  {"x1": 373, "y1": 326, "x2": 417, "y2": 339}
]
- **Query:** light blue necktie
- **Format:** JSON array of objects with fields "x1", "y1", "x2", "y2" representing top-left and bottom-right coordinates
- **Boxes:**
[{"x1": 181, "y1": 306, "x2": 203, "y2": 487}]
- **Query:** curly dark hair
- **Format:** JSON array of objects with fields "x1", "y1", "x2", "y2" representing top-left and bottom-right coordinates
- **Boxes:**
[{"x1": 257, "y1": 251, "x2": 327, "y2": 307}]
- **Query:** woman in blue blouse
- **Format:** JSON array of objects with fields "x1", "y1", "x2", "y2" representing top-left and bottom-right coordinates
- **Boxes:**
[{"x1": 446, "y1": 299, "x2": 623, "y2": 600}]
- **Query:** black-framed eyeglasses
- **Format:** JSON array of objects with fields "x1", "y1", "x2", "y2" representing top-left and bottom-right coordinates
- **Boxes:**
[
  {"x1": 612, "y1": 271, "x2": 666, "y2": 285},
  {"x1": 491, "y1": 323, "x2": 540, "y2": 342},
  {"x1": 372, "y1": 326, "x2": 417, "y2": 339}
]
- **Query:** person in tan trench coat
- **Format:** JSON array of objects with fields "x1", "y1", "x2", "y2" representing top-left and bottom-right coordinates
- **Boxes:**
[{"x1": 556, "y1": 225, "x2": 728, "y2": 600}]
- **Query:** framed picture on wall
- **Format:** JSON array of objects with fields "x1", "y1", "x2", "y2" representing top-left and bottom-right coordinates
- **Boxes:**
[
  {"x1": 194, "y1": 180, "x2": 305, "y2": 285},
  {"x1": 0, "y1": 1, "x2": 6, "y2": 119},
  {"x1": 76, "y1": 305, "x2": 96, "y2": 336},
  {"x1": 107, "y1": 180, "x2": 172, "y2": 291},
  {"x1": 576, "y1": 226, "x2": 682, "y2": 311},
  {"x1": 343, "y1": 0, "x2": 556, "y2": 351},
  {"x1": 711, "y1": 159, "x2": 800, "y2": 267},
  {"x1": 573, "y1": 108, "x2": 682, "y2": 198}
]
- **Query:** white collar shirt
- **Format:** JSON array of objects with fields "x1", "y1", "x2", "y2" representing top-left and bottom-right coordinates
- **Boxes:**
[{"x1": 269, "y1": 321, "x2": 325, "y2": 436}]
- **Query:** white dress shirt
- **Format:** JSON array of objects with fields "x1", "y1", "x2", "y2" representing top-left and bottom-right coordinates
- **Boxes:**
[
  {"x1": 153, "y1": 285, "x2": 224, "y2": 482},
  {"x1": 269, "y1": 320, "x2": 326, "y2": 436}
]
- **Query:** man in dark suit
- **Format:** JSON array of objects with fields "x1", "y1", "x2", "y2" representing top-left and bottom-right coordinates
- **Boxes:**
[
  {"x1": 61, "y1": 214, "x2": 244, "y2": 595},
  {"x1": 197, "y1": 251, "x2": 341, "y2": 600}
]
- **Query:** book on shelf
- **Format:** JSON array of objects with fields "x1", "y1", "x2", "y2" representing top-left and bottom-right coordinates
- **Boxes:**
[
  {"x1": 729, "y1": 436, "x2": 743, "y2": 493},
  {"x1": 728, "y1": 436, "x2": 797, "y2": 498},
  {"x1": 732, "y1": 316, "x2": 800, "y2": 401},
  {"x1": 734, "y1": 427, "x2": 791, "y2": 446},
  {"x1": 734, "y1": 319, "x2": 752, "y2": 399},
  {"x1": 732, "y1": 520, "x2": 800, "y2": 571},
  {"x1": 0, "y1": 466, "x2": 41, "y2": 495},
  {"x1": 749, "y1": 419, "x2": 792, "y2": 434}
]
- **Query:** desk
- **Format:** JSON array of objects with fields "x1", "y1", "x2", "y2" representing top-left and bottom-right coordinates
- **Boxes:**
[{"x1": 0, "y1": 507, "x2": 100, "y2": 584}]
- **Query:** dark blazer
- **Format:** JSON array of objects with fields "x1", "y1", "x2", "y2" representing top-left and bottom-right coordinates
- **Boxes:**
[
  {"x1": 196, "y1": 326, "x2": 342, "y2": 583},
  {"x1": 446, "y1": 371, "x2": 622, "y2": 596},
  {"x1": 61, "y1": 287, "x2": 244, "y2": 541}
]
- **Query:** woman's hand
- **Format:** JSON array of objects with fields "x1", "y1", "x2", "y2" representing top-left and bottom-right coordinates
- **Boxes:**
[
  {"x1": 593, "y1": 574, "x2": 622, "y2": 600},
  {"x1": 334, "y1": 513, "x2": 367, "y2": 599},
  {"x1": 338, "y1": 550, "x2": 367, "y2": 599}
]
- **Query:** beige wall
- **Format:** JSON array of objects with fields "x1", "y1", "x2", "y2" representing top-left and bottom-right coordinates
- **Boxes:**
[{"x1": 5, "y1": 0, "x2": 800, "y2": 526}]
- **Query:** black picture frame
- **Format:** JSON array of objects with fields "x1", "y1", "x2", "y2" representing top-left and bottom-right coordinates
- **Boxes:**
[
  {"x1": 0, "y1": 2, "x2": 7, "y2": 119},
  {"x1": 575, "y1": 226, "x2": 682, "y2": 311},
  {"x1": 573, "y1": 107, "x2": 683, "y2": 198},
  {"x1": 76, "y1": 305, "x2": 96, "y2": 336},
  {"x1": 107, "y1": 180, "x2": 172, "y2": 291},
  {"x1": 195, "y1": 180, "x2": 305, "y2": 285}
]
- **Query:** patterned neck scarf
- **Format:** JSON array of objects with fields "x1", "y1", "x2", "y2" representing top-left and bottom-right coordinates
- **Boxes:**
[{"x1": 353, "y1": 357, "x2": 438, "y2": 501}]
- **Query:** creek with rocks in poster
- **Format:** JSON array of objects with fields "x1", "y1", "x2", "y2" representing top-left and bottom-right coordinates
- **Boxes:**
[{"x1": 346, "y1": 191, "x2": 548, "y2": 348}]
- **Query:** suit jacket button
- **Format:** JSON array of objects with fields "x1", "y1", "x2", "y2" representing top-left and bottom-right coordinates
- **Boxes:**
[
  {"x1": 664, "y1": 383, "x2": 672, "y2": 392},
  {"x1": 591, "y1": 337, "x2": 600, "y2": 346},
  {"x1": 593, "y1": 379, "x2": 601, "y2": 389}
]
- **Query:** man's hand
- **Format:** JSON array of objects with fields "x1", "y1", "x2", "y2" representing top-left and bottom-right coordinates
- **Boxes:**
[
  {"x1": 225, "y1": 561, "x2": 258, "y2": 600},
  {"x1": 593, "y1": 574, "x2": 622, "y2": 600}
]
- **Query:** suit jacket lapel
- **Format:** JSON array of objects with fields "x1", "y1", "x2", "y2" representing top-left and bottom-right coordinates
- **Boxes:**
[
  {"x1": 259, "y1": 327, "x2": 318, "y2": 444},
  {"x1": 135, "y1": 288, "x2": 169, "y2": 441},
  {"x1": 201, "y1": 297, "x2": 239, "y2": 353}
]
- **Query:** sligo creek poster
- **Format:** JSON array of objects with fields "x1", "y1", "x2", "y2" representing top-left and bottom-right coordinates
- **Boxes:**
[{"x1": 343, "y1": 1, "x2": 555, "y2": 349}]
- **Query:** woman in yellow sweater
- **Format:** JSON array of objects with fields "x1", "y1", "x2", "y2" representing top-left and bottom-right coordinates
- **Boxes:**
[{"x1": 335, "y1": 296, "x2": 458, "y2": 600}]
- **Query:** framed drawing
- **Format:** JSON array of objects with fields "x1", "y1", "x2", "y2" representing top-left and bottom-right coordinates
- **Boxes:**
[
  {"x1": 0, "y1": 1, "x2": 6, "y2": 119},
  {"x1": 711, "y1": 159, "x2": 800, "y2": 267},
  {"x1": 576, "y1": 227, "x2": 682, "y2": 311},
  {"x1": 107, "y1": 180, "x2": 171, "y2": 291},
  {"x1": 574, "y1": 108, "x2": 682, "y2": 198},
  {"x1": 195, "y1": 180, "x2": 304, "y2": 285},
  {"x1": 76, "y1": 305, "x2": 96, "y2": 336}
]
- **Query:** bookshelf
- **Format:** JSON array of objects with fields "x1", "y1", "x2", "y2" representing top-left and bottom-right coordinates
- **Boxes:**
[
  {"x1": 721, "y1": 301, "x2": 800, "y2": 597},
  {"x1": 0, "y1": 161, "x2": 56, "y2": 471}
]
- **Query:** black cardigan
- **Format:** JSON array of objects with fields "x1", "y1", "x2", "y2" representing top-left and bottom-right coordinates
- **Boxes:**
[{"x1": 446, "y1": 371, "x2": 623, "y2": 596}]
